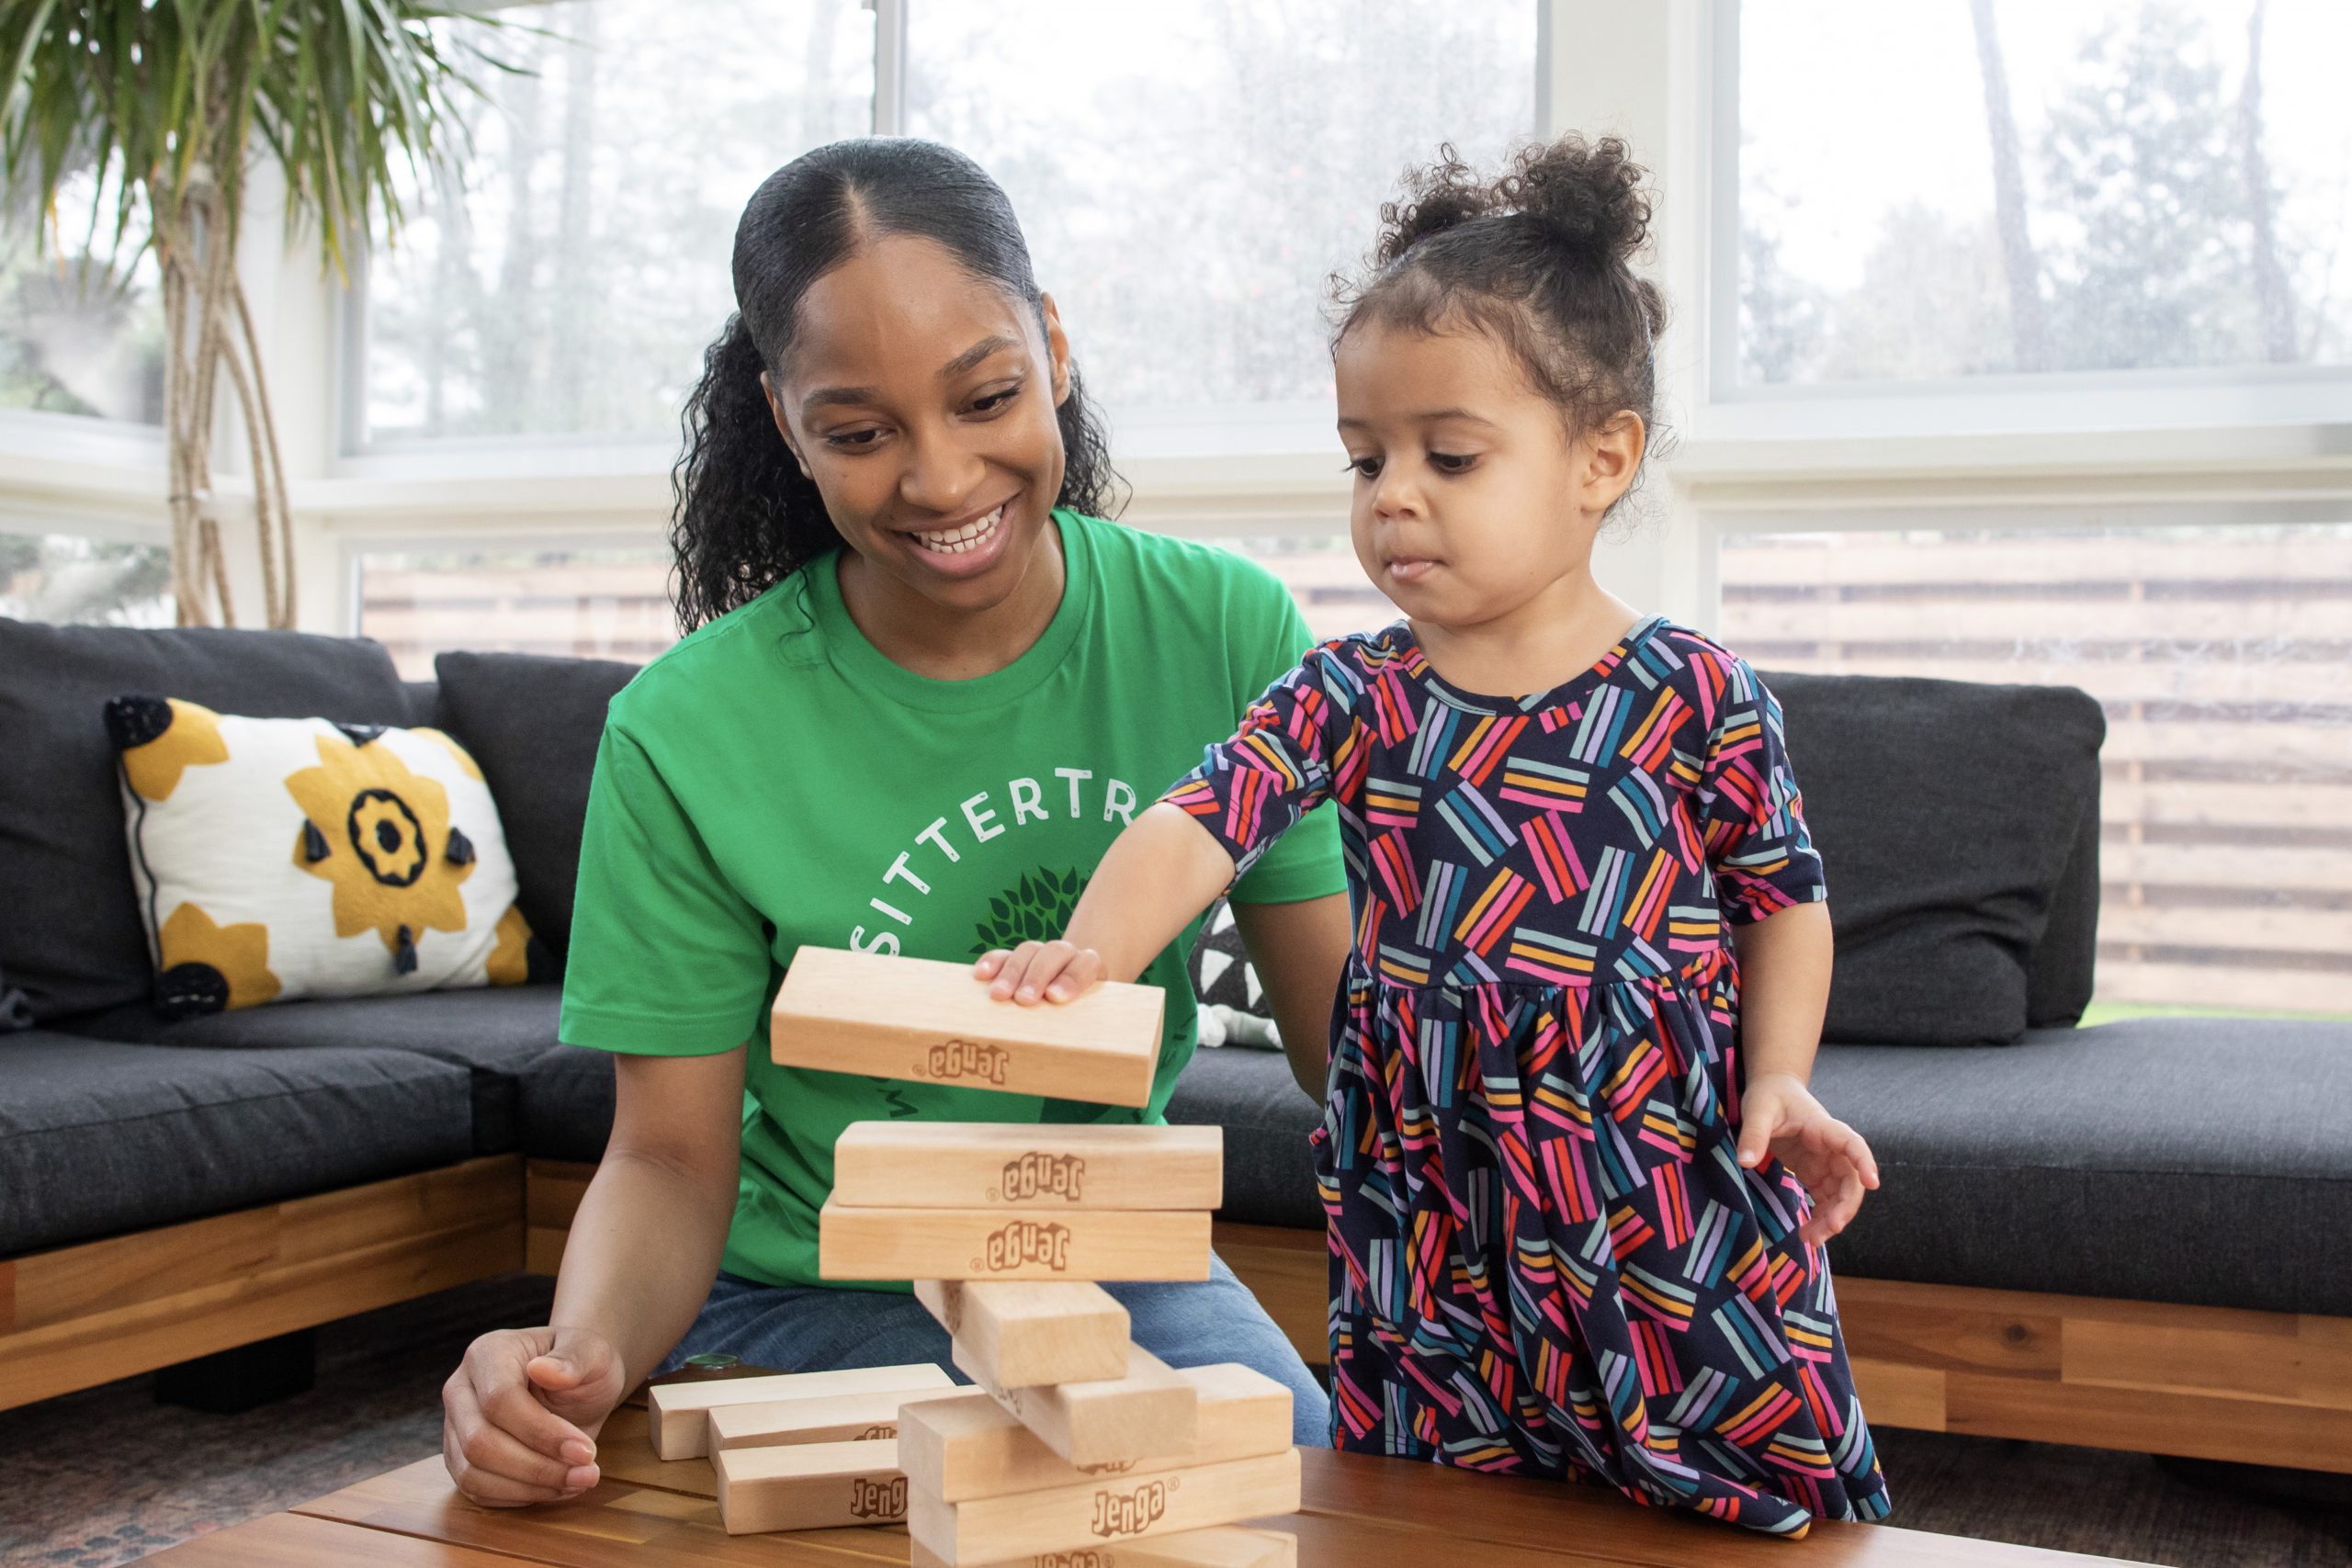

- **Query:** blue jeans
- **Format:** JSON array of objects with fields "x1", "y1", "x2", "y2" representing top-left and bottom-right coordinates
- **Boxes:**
[{"x1": 657, "y1": 1253, "x2": 1329, "y2": 1447}]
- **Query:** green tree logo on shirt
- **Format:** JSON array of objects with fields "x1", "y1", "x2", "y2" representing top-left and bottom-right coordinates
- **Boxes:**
[{"x1": 970, "y1": 866, "x2": 1086, "y2": 957}]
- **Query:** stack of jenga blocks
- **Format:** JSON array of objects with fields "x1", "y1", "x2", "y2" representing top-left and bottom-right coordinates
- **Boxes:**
[{"x1": 658, "y1": 947, "x2": 1303, "y2": 1566}]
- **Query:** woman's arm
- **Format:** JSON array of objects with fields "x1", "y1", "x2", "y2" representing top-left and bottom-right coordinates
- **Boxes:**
[
  {"x1": 1728, "y1": 903, "x2": 1880, "y2": 1246},
  {"x1": 1230, "y1": 893, "x2": 1351, "y2": 1101},
  {"x1": 443, "y1": 1047, "x2": 743, "y2": 1506}
]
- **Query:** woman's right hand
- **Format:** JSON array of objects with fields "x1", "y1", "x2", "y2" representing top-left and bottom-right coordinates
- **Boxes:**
[
  {"x1": 978, "y1": 939, "x2": 1105, "y2": 1005},
  {"x1": 442, "y1": 1324, "x2": 628, "y2": 1506}
]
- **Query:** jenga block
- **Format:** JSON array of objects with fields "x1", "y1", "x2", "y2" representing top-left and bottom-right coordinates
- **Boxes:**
[
  {"x1": 648, "y1": 1362, "x2": 953, "y2": 1459},
  {"x1": 900, "y1": 1364, "x2": 1293, "y2": 1502},
  {"x1": 907, "y1": 1449, "x2": 1302, "y2": 1566},
  {"x1": 834, "y1": 1122, "x2": 1223, "y2": 1211},
  {"x1": 772, "y1": 947, "x2": 1163, "y2": 1108},
  {"x1": 820, "y1": 1202, "x2": 1210, "y2": 1283},
  {"x1": 708, "y1": 1384, "x2": 956, "y2": 1451},
  {"x1": 908, "y1": 1525, "x2": 1297, "y2": 1568},
  {"x1": 914, "y1": 1280, "x2": 1130, "y2": 1387},
  {"x1": 713, "y1": 1438, "x2": 909, "y2": 1536},
  {"x1": 968, "y1": 1344, "x2": 1198, "y2": 1469}
]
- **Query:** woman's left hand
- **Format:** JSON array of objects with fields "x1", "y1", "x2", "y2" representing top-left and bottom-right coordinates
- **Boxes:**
[{"x1": 1736, "y1": 1072, "x2": 1882, "y2": 1247}]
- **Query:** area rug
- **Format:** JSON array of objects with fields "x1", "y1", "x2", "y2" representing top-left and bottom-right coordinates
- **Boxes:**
[{"x1": 2, "y1": 1272, "x2": 2346, "y2": 1566}]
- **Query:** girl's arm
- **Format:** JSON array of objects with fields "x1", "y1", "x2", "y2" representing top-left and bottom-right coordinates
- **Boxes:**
[
  {"x1": 982, "y1": 803, "x2": 1238, "y2": 1000},
  {"x1": 1231, "y1": 893, "x2": 1352, "y2": 1101},
  {"x1": 1729, "y1": 902, "x2": 1881, "y2": 1247}
]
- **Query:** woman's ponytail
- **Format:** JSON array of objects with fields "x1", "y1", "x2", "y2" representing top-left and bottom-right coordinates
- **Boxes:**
[{"x1": 669, "y1": 313, "x2": 839, "y2": 634}]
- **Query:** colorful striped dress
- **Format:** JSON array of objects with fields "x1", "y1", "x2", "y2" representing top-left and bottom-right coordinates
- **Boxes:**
[{"x1": 1160, "y1": 615, "x2": 1892, "y2": 1535}]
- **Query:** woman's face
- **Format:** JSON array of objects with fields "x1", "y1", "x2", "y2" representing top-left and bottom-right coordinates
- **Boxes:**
[{"x1": 763, "y1": 233, "x2": 1072, "y2": 618}]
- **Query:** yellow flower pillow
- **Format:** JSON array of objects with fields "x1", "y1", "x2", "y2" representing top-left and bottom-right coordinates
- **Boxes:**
[{"x1": 105, "y1": 694, "x2": 543, "y2": 1017}]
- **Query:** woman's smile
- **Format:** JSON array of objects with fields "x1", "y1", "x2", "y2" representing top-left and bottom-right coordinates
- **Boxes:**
[{"x1": 898, "y1": 493, "x2": 1019, "y2": 580}]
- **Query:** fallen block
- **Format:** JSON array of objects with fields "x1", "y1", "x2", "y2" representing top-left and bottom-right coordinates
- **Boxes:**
[
  {"x1": 772, "y1": 947, "x2": 1164, "y2": 1109},
  {"x1": 648, "y1": 1362, "x2": 953, "y2": 1460},
  {"x1": 914, "y1": 1279, "x2": 1130, "y2": 1388},
  {"x1": 901, "y1": 1364, "x2": 1293, "y2": 1502},
  {"x1": 708, "y1": 1383, "x2": 956, "y2": 1452},
  {"x1": 965, "y1": 1343, "x2": 1197, "y2": 1470},
  {"x1": 820, "y1": 1202, "x2": 1210, "y2": 1283},
  {"x1": 713, "y1": 1437, "x2": 910, "y2": 1536},
  {"x1": 908, "y1": 1525, "x2": 1298, "y2": 1568},
  {"x1": 834, "y1": 1121, "x2": 1223, "y2": 1211},
  {"x1": 907, "y1": 1448, "x2": 1303, "y2": 1566}
]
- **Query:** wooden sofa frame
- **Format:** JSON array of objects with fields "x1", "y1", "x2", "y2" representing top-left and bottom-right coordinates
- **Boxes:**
[{"x1": 6, "y1": 1156, "x2": 2347, "y2": 1478}]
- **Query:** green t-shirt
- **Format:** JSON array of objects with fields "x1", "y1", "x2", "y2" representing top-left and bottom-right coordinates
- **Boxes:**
[{"x1": 559, "y1": 511, "x2": 1346, "y2": 1289}]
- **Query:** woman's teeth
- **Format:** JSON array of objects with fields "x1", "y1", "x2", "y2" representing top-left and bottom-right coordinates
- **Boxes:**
[{"x1": 912, "y1": 506, "x2": 1004, "y2": 555}]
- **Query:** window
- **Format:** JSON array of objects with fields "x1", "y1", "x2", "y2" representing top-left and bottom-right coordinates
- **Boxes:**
[
  {"x1": 906, "y1": 2, "x2": 1539, "y2": 434},
  {"x1": 1, "y1": 532, "x2": 172, "y2": 624},
  {"x1": 357, "y1": 547, "x2": 675, "y2": 677},
  {"x1": 1222, "y1": 536, "x2": 1396, "y2": 641},
  {"x1": 1716, "y1": 523, "x2": 2351, "y2": 1020},
  {"x1": 1, "y1": 171, "x2": 164, "y2": 424},
  {"x1": 357, "y1": 0, "x2": 875, "y2": 446},
  {"x1": 1734, "y1": 0, "x2": 2352, "y2": 388}
]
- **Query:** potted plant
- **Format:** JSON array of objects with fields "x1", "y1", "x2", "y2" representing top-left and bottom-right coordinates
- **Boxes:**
[{"x1": 1, "y1": 1, "x2": 513, "y2": 626}]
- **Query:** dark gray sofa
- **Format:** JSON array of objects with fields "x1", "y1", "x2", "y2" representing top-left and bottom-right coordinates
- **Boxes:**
[{"x1": 5, "y1": 616, "x2": 2348, "y2": 1412}]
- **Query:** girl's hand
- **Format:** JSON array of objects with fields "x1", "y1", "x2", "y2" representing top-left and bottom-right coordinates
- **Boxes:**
[
  {"x1": 976, "y1": 940, "x2": 1106, "y2": 1005},
  {"x1": 1736, "y1": 1072, "x2": 1882, "y2": 1247},
  {"x1": 442, "y1": 1324, "x2": 627, "y2": 1506}
]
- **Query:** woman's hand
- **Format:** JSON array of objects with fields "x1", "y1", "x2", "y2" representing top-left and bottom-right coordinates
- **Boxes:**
[
  {"x1": 1737, "y1": 1072, "x2": 1882, "y2": 1247},
  {"x1": 442, "y1": 1324, "x2": 628, "y2": 1506},
  {"x1": 977, "y1": 940, "x2": 1105, "y2": 1005}
]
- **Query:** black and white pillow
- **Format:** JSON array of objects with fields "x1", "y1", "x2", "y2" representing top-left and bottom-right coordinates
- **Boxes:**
[{"x1": 1188, "y1": 900, "x2": 1281, "y2": 1048}]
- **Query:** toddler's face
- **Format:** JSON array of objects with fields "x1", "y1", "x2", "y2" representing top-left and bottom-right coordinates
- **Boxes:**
[{"x1": 1335, "y1": 318, "x2": 1633, "y2": 632}]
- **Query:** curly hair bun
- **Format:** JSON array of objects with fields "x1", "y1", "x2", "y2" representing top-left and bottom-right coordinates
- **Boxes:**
[
  {"x1": 1373, "y1": 143, "x2": 1492, "y2": 267},
  {"x1": 1501, "y1": 134, "x2": 1652, "y2": 266}
]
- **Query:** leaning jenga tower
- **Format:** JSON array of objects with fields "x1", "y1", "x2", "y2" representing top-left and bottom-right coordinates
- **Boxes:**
[{"x1": 733, "y1": 945, "x2": 1303, "y2": 1567}]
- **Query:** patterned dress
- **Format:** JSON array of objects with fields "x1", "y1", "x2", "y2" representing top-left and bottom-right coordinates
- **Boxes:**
[{"x1": 1160, "y1": 615, "x2": 1892, "y2": 1536}]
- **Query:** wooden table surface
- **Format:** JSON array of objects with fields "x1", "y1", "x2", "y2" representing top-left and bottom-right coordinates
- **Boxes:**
[{"x1": 137, "y1": 1404, "x2": 2154, "y2": 1567}]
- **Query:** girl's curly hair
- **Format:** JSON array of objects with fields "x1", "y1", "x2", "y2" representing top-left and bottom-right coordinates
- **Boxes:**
[
  {"x1": 671, "y1": 139, "x2": 1123, "y2": 634},
  {"x1": 1335, "y1": 135, "x2": 1668, "y2": 492}
]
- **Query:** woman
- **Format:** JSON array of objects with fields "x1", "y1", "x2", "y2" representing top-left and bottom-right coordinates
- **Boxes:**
[{"x1": 439, "y1": 138, "x2": 1351, "y2": 1506}]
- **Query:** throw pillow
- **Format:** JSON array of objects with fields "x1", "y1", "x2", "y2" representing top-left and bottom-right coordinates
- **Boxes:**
[
  {"x1": 1190, "y1": 900, "x2": 1283, "y2": 1049},
  {"x1": 107, "y1": 694, "x2": 547, "y2": 1017}
]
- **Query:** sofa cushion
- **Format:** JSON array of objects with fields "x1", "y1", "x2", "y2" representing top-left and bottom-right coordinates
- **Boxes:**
[
  {"x1": 104, "y1": 696, "x2": 542, "y2": 1015},
  {"x1": 1166, "y1": 1041, "x2": 1321, "y2": 1230},
  {"x1": 60, "y1": 987, "x2": 565, "y2": 1153},
  {"x1": 517, "y1": 1043, "x2": 616, "y2": 1163},
  {"x1": 433, "y1": 653, "x2": 638, "y2": 963},
  {"x1": 0, "y1": 618, "x2": 413, "y2": 1023},
  {"x1": 1815, "y1": 1016, "x2": 2352, "y2": 1316},
  {"x1": 0, "y1": 1029, "x2": 475, "y2": 1255},
  {"x1": 1767, "y1": 671, "x2": 2106, "y2": 1046}
]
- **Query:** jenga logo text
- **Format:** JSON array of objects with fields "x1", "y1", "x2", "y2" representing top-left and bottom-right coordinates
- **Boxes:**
[
  {"x1": 854, "y1": 1423, "x2": 895, "y2": 1440},
  {"x1": 999, "y1": 1151, "x2": 1086, "y2": 1202},
  {"x1": 1076, "y1": 1458, "x2": 1138, "y2": 1475},
  {"x1": 1090, "y1": 1479, "x2": 1169, "y2": 1537},
  {"x1": 1039, "y1": 1553, "x2": 1110, "y2": 1568},
  {"x1": 922, "y1": 1038, "x2": 1007, "y2": 1085},
  {"x1": 849, "y1": 1475, "x2": 906, "y2": 1519},
  {"x1": 978, "y1": 1219, "x2": 1071, "y2": 1273}
]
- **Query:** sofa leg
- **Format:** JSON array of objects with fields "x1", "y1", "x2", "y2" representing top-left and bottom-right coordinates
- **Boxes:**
[{"x1": 153, "y1": 1328, "x2": 318, "y2": 1415}]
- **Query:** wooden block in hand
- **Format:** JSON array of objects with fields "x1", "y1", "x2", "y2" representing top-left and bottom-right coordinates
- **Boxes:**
[
  {"x1": 967, "y1": 1344, "x2": 1198, "y2": 1469},
  {"x1": 907, "y1": 1448, "x2": 1302, "y2": 1566},
  {"x1": 708, "y1": 1384, "x2": 956, "y2": 1452},
  {"x1": 820, "y1": 1201, "x2": 1210, "y2": 1283},
  {"x1": 713, "y1": 1437, "x2": 909, "y2": 1536},
  {"x1": 914, "y1": 1280, "x2": 1129, "y2": 1387},
  {"x1": 647, "y1": 1362, "x2": 953, "y2": 1460},
  {"x1": 771, "y1": 947, "x2": 1163, "y2": 1108},
  {"x1": 908, "y1": 1525, "x2": 1297, "y2": 1568},
  {"x1": 834, "y1": 1121, "x2": 1222, "y2": 1211},
  {"x1": 901, "y1": 1364, "x2": 1293, "y2": 1502}
]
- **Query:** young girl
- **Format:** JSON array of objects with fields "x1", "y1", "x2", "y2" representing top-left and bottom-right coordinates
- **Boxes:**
[{"x1": 979, "y1": 135, "x2": 1892, "y2": 1535}]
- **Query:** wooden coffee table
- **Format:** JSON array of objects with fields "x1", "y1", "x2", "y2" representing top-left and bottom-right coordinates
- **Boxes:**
[{"x1": 132, "y1": 1403, "x2": 2150, "y2": 1566}]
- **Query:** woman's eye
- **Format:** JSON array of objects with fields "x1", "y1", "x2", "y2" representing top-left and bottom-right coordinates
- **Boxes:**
[
  {"x1": 1430, "y1": 451, "x2": 1477, "y2": 473},
  {"x1": 825, "y1": 428, "x2": 884, "y2": 450},
  {"x1": 970, "y1": 385, "x2": 1021, "y2": 414}
]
